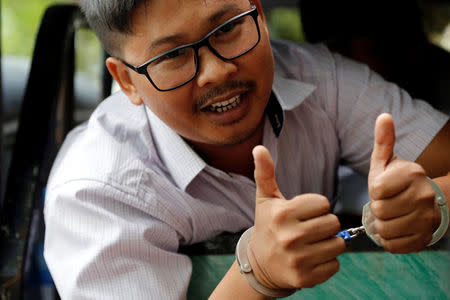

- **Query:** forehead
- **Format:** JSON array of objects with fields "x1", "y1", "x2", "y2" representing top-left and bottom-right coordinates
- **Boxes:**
[
  {"x1": 141, "y1": 0, "x2": 248, "y2": 16},
  {"x1": 125, "y1": 0, "x2": 251, "y2": 59},
  {"x1": 134, "y1": 0, "x2": 250, "y2": 30}
]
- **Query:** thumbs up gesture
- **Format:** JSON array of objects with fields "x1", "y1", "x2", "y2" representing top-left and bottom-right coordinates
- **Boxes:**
[
  {"x1": 368, "y1": 113, "x2": 438, "y2": 253},
  {"x1": 246, "y1": 146, "x2": 346, "y2": 290}
]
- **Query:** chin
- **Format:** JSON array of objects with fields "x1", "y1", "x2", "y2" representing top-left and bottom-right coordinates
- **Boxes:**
[{"x1": 210, "y1": 119, "x2": 264, "y2": 146}]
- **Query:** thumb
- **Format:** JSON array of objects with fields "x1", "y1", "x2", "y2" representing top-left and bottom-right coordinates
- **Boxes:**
[
  {"x1": 253, "y1": 145, "x2": 284, "y2": 201},
  {"x1": 370, "y1": 113, "x2": 396, "y2": 175}
]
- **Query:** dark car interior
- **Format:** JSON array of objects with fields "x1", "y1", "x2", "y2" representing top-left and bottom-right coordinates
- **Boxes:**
[{"x1": 1, "y1": 0, "x2": 449, "y2": 299}]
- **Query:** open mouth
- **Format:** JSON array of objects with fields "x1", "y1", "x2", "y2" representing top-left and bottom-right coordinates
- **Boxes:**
[{"x1": 206, "y1": 95, "x2": 241, "y2": 113}]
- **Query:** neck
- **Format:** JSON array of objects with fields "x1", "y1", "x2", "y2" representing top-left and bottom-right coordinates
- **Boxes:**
[{"x1": 190, "y1": 123, "x2": 264, "y2": 179}]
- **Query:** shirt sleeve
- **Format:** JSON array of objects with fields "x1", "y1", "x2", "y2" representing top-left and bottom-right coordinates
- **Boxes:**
[
  {"x1": 44, "y1": 180, "x2": 191, "y2": 300},
  {"x1": 328, "y1": 52, "x2": 449, "y2": 175}
]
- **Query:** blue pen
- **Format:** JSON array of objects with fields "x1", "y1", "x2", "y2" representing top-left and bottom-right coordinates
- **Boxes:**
[{"x1": 337, "y1": 225, "x2": 365, "y2": 241}]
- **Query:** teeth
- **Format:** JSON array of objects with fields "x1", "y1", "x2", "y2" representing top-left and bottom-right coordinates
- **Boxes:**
[
  {"x1": 211, "y1": 95, "x2": 240, "y2": 108},
  {"x1": 209, "y1": 95, "x2": 241, "y2": 112}
]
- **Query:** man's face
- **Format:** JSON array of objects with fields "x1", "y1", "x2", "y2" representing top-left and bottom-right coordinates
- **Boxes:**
[{"x1": 115, "y1": 0, "x2": 274, "y2": 147}]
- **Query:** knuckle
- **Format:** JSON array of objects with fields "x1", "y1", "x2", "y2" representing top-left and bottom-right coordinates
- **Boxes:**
[
  {"x1": 374, "y1": 221, "x2": 388, "y2": 238},
  {"x1": 382, "y1": 239, "x2": 419, "y2": 254},
  {"x1": 424, "y1": 189, "x2": 436, "y2": 203},
  {"x1": 312, "y1": 260, "x2": 340, "y2": 286},
  {"x1": 271, "y1": 203, "x2": 293, "y2": 224},
  {"x1": 294, "y1": 228, "x2": 307, "y2": 242},
  {"x1": 370, "y1": 177, "x2": 385, "y2": 199},
  {"x1": 370, "y1": 201, "x2": 384, "y2": 218},
  {"x1": 333, "y1": 259, "x2": 341, "y2": 273},
  {"x1": 410, "y1": 236, "x2": 427, "y2": 252},
  {"x1": 277, "y1": 233, "x2": 296, "y2": 249},
  {"x1": 381, "y1": 240, "x2": 396, "y2": 253},
  {"x1": 423, "y1": 208, "x2": 435, "y2": 222},
  {"x1": 316, "y1": 195, "x2": 331, "y2": 213},
  {"x1": 291, "y1": 274, "x2": 308, "y2": 288},
  {"x1": 298, "y1": 193, "x2": 330, "y2": 215},
  {"x1": 370, "y1": 201, "x2": 387, "y2": 219},
  {"x1": 329, "y1": 213, "x2": 340, "y2": 225},
  {"x1": 413, "y1": 186, "x2": 435, "y2": 206},
  {"x1": 287, "y1": 254, "x2": 307, "y2": 269},
  {"x1": 286, "y1": 256, "x2": 298, "y2": 269},
  {"x1": 413, "y1": 193, "x2": 435, "y2": 214},
  {"x1": 398, "y1": 161, "x2": 425, "y2": 177},
  {"x1": 277, "y1": 230, "x2": 311, "y2": 249},
  {"x1": 328, "y1": 259, "x2": 340, "y2": 278},
  {"x1": 327, "y1": 214, "x2": 341, "y2": 232},
  {"x1": 418, "y1": 209, "x2": 436, "y2": 229},
  {"x1": 410, "y1": 162, "x2": 426, "y2": 176},
  {"x1": 336, "y1": 237, "x2": 347, "y2": 253}
]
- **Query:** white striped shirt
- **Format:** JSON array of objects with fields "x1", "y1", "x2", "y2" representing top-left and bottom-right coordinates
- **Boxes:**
[{"x1": 44, "y1": 40, "x2": 449, "y2": 299}]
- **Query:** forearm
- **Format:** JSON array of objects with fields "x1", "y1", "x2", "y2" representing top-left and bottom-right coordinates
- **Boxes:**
[{"x1": 209, "y1": 260, "x2": 269, "y2": 300}]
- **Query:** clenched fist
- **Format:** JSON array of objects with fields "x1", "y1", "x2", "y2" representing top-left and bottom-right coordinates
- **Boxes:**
[
  {"x1": 247, "y1": 145, "x2": 346, "y2": 290},
  {"x1": 368, "y1": 113, "x2": 440, "y2": 253}
]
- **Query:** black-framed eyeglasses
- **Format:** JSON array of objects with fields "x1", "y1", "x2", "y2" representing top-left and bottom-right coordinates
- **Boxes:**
[{"x1": 120, "y1": 5, "x2": 260, "y2": 92}]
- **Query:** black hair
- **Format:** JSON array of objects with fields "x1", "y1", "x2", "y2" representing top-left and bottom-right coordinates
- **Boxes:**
[{"x1": 79, "y1": 0, "x2": 147, "y2": 56}]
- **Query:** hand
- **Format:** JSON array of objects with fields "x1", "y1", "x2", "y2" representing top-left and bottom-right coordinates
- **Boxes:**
[
  {"x1": 368, "y1": 113, "x2": 439, "y2": 253},
  {"x1": 247, "y1": 145, "x2": 346, "y2": 290}
]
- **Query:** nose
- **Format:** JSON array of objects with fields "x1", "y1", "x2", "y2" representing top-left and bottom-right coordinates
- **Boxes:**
[{"x1": 195, "y1": 46, "x2": 238, "y2": 88}]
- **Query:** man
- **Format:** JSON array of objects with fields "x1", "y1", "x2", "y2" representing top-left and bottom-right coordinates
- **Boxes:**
[{"x1": 44, "y1": 0, "x2": 450, "y2": 299}]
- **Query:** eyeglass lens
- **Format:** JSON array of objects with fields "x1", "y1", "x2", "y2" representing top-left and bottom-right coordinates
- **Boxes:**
[{"x1": 147, "y1": 12, "x2": 259, "y2": 91}]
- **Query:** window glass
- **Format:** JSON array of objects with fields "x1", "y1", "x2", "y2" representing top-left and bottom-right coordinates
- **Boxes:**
[
  {"x1": 2, "y1": 0, "x2": 103, "y2": 182},
  {"x1": 266, "y1": 7, "x2": 305, "y2": 42},
  {"x1": 420, "y1": 0, "x2": 450, "y2": 52},
  {"x1": 260, "y1": 0, "x2": 304, "y2": 42},
  {"x1": 3, "y1": 0, "x2": 72, "y2": 57},
  {"x1": 2, "y1": 0, "x2": 103, "y2": 122}
]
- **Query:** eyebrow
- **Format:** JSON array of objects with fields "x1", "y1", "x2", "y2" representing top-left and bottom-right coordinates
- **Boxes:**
[
  {"x1": 208, "y1": 3, "x2": 243, "y2": 25},
  {"x1": 148, "y1": 3, "x2": 244, "y2": 52},
  {"x1": 150, "y1": 34, "x2": 185, "y2": 50}
]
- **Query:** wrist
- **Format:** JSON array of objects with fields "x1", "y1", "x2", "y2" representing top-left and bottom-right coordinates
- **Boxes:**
[
  {"x1": 426, "y1": 177, "x2": 449, "y2": 246},
  {"x1": 246, "y1": 239, "x2": 280, "y2": 291},
  {"x1": 235, "y1": 227, "x2": 296, "y2": 298},
  {"x1": 433, "y1": 201, "x2": 442, "y2": 232}
]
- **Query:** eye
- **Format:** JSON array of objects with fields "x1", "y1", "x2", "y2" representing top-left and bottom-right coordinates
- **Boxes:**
[
  {"x1": 219, "y1": 21, "x2": 236, "y2": 34},
  {"x1": 150, "y1": 47, "x2": 192, "y2": 68},
  {"x1": 164, "y1": 48, "x2": 189, "y2": 60},
  {"x1": 215, "y1": 18, "x2": 245, "y2": 38}
]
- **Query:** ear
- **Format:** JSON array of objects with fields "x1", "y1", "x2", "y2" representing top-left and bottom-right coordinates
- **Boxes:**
[{"x1": 105, "y1": 57, "x2": 143, "y2": 105}]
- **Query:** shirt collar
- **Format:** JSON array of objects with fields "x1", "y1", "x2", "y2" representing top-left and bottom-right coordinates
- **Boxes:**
[
  {"x1": 147, "y1": 73, "x2": 316, "y2": 191},
  {"x1": 147, "y1": 106, "x2": 207, "y2": 190},
  {"x1": 272, "y1": 72, "x2": 316, "y2": 110}
]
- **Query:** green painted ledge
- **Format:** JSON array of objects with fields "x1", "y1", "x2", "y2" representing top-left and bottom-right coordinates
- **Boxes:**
[{"x1": 188, "y1": 251, "x2": 450, "y2": 299}]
